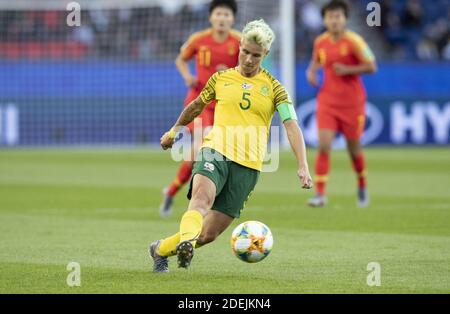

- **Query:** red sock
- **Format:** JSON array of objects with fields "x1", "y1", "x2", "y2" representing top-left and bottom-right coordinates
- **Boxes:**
[
  {"x1": 315, "y1": 151, "x2": 330, "y2": 196},
  {"x1": 351, "y1": 153, "x2": 367, "y2": 189},
  {"x1": 167, "y1": 161, "x2": 193, "y2": 197}
]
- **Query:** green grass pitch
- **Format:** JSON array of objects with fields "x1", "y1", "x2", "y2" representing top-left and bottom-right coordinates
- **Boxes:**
[{"x1": 0, "y1": 147, "x2": 449, "y2": 294}]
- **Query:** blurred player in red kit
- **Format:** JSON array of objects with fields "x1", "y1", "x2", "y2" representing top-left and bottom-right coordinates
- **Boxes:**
[
  {"x1": 160, "y1": 0, "x2": 241, "y2": 217},
  {"x1": 306, "y1": 0, "x2": 377, "y2": 207}
]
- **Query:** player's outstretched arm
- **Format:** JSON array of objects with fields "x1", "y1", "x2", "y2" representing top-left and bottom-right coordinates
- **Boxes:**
[
  {"x1": 333, "y1": 61, "x2": 377, "y2": 76},
  {"x1": 283, "y1": 119, "x2": 313, "y2": 189},
  {"x1": 160, "y1": 96, "x2": 208, "y2": 150}
]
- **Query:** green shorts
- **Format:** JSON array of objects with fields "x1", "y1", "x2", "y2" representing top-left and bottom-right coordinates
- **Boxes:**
[{"x1": 187, "y1": 148, "x2": 260, "y2": 218}]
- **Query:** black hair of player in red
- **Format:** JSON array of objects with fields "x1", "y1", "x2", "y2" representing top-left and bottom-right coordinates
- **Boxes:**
[
  {"x1": 321, "y1": 0, "x2": 350, "y2": 18},
  {"x1": 209, "y1": 0, "x2": 238, "y2": 16}
]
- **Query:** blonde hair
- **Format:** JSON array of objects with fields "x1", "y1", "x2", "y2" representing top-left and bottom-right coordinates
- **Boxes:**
[{"x1": 241, "y1": 19, "x2": 275, "y2": 51}]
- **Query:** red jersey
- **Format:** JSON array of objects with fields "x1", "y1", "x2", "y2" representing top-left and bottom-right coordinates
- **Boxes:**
[
  {"x1": 180, "y1": 28, "x2": 241, "y2": 108},
  {"x1": 313, "y1": 30, "x2": 375, "y2": 107}
]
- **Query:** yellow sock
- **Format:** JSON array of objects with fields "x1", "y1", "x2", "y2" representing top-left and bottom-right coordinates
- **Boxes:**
[
  {"x1": 179, "y1": 210, "x2": 204, "y2": 247},
  {"x1": 157, "y1": 232, "x2": 180, "y2": 257}
]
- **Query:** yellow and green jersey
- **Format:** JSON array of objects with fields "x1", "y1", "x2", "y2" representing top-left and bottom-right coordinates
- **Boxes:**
[{"x1": 200, "y1": 67, "x2": 291, "y2": 171}]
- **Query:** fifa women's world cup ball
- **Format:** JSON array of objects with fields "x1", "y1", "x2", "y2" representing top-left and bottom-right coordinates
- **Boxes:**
[{"x1": 230, "y1": 221, "x2": 273, "y2": 263}]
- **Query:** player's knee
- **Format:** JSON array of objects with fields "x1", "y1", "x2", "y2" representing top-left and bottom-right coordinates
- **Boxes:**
[
  {"x1": 318, "y1": 143, "x2": 331, "y2": 155},
  {"x1": 349, "y1": 150, "x2": 361, "y2": 160},
  {"x1": 347, "y1": 141, "x2": 362, "y2": 158},
  {"x1": 198, "y1": 230, "x2": 219, "y2": 244}
]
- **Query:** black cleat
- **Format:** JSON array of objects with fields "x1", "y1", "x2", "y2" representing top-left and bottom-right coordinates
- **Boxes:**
[
  {"x1": 176, "y1": 241, "x2": 194, "y2": 269},
  {"x1": 149, "y1": 240, "x2": 169, "y2": 273}
]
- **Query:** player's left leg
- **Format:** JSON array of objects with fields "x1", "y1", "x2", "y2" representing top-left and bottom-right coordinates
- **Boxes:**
[{"x1": 342, "y1": 111, "x2": 369, "y2": 207}]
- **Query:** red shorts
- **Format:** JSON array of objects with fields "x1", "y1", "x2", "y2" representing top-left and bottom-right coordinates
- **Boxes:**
[
  {"x1": 184, "y1": 88, "x2": 215, "y2": 133},
  {"x1": 316, "y1": 104, "x2": 366, "y2": 140}
]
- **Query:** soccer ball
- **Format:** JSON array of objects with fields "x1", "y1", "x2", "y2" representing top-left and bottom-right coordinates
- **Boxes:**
[{"x1": 230, "y1": 221, "x2": 273, "y2": 263}]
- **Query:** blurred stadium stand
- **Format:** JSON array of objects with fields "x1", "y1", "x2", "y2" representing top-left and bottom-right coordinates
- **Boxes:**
[
  {"x1": 360, "y1": 0, "x2": 450, "y2": 61},
  {"x1": 0, "y1": 1, "x2": 448, "y2": 61}
]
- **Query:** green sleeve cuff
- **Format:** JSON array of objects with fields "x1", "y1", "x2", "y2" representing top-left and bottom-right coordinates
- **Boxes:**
[{"x1": 277, "y1": 103, "x2": 298, "y2": 122}]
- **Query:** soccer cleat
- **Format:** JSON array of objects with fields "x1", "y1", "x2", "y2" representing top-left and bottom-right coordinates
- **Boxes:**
[
  {"x1": 307, "y1": 194, "x2": 327, "y2": 207},
  {"x1": 159, "y1": 188, "x2": 173, "y2": 217},
  {"x1": 176, "y1": 241, "x2": 194, "y2": 269},
  {"x1": 149, "y1": 240, "x2": 169, "y2": 273},
  {"x1": 357, "y1": 188, "x2": 369, "y2": 208}
]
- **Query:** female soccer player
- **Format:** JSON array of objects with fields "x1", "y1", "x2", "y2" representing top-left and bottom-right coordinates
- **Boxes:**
[
  {"x1": 306, "y1": 0, "x2": 377, "y2": 208},
  {"x1": 160, "y1": 0, "x2": 241, "y2": 217},
  {"x1": 151, "y1": 19, "x2": 313, "y2": 272}
]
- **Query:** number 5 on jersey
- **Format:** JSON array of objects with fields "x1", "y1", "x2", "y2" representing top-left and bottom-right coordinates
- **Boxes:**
[{"x1": 240, "y1": 92, "x2": 251, "y2": 110}]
